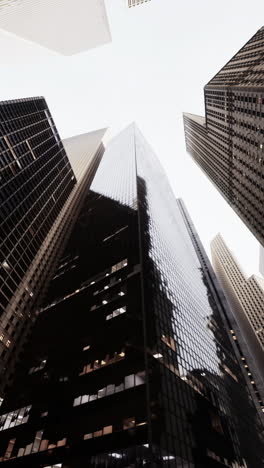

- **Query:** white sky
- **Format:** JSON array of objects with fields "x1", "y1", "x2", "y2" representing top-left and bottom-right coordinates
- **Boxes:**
[{"x1": 0, "y1": 0, "x2": 263, "y2": 278}]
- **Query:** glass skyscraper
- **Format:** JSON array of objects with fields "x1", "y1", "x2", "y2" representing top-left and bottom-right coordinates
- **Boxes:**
[
  {"x1": 0, "y1": 125, "x2": 263, "y2": 467},
  {"x1": 0, "y1": 97, "x2": 105, "y2": 398},
  {"x1": 0, "y1": 97, "x2": 76, "y2": 391}
]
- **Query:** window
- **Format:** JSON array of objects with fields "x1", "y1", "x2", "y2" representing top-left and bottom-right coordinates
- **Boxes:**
[
  {"x1": 2, "y1": 260, "x2": 11, "y2": 272},
  {"x1": 74, "y1": 371, "x2": 145, "y2": 407},
  {"x1": 79, "y1": 349, "x2": 126, "y2": 376},
  {"x1": 44, "y1": 465, "x2": 62, "y2": 468},
  {"x1": 161, "y1": 334, "x2": 176, "y2": 351},
  {"x1": 123, "y1": 417, "x2": 135, "y2": 430},
  {"x1": 83, "y1": 425, "x2": 112, "y2": 440},
  {"x1": 0, "y1": 405, "x2": 31, "y2": 431},
  {"x1": 111, "y1": 259, "x2": 128, "y2": 273},
  {"x1": 29, "y1": 359, "x2": 46, "y2": 374},
  {"x1": 106, "y1": 306, "x2": 126, "y2": 321}
]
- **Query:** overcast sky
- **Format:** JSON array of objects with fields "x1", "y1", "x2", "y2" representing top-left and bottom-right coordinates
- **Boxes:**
[{"x1": 0, "y1": 0, "x2": 263, "y2": 277}]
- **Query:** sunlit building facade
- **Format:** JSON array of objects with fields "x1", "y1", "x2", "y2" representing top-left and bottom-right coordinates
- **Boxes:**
[
  {"x1": 0, "y1": 125, "x2": 263, "y2": 467},
  {"x1": 260, "y1": 245, "x2": 264, "y2": 276},
  {"x1": 184, "y1": 26, "x2": 264, "y2": 248},
  {"x1": 0, "y1": 0, "x2": 111, "y2": 55},
  {"x1": 211, "y1": 234, "x2": 264, "y2": 417}
]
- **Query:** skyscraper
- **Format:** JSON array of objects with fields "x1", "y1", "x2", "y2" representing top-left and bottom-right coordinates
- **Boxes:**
[
  {"x1": 211, "y1": 234, "x2": 264, "y2": 416},
  {"x1": 0, "y1": 125, "x2": 263, "y2": 467},
  {"x1": 0, "y1": 96, "x2": 106, "y2": 397},
  {"x1": 260, "y1": 245, "x2": 264, "y2": 276},
  {"x1": 128, "y1": 0, "x2": 151, "y2": 7},
  {"x1": 183, "y1": 27, "x2": 264, "y2": 247},
  {"x1": 0, "y1": 0, "x2": 111, "y2": 55}
]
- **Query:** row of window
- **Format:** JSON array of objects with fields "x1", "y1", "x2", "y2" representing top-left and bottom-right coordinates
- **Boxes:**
[
  {"x1": 106, "y1": 306, "x2": 126, "y2": 321},
  {"x1": 90, "y1": 289, "x2": 126, "y2": 311},
  {"x1": 83, "y1": 417, "x2": 147, "y2": 441},
  {"x1": 1, "y1": 416, "x2": 148, "y2": 462},
  {"x1": 0, "y1": 405, "x2": 31, "y2": 432},
  {"x1": 39, "y1": 259, "x2": 128, "y2": 315},
  {"x1": 1, "y1": 430, "x2": 67, "y2": 462},
  {"x1": 29, "y1": 359, "x2": 46, "y2": 374},
  {"x1": 79, "y1": 350, "x2": 125, "y2": 376},
  {"x1": 73, "y1": 371, "x2": 146, "y2": 407}
]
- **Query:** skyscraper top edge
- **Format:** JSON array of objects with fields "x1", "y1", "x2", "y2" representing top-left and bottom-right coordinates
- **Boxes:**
[
  {"x1": 183, "y1": 113, "x2": 206, "y2": 125},
  {"x1": 0, "y1": 96, "x2": 45, "y2": 106},
  {"x1": 205, "y1": 26, "x2": 264, "y2": 88},
  {"x1": 211, "y1": 233, "x2": 259, "y2": 283},
  {"x1": 62, "y1": 127, "x2": 108, "y2": 144}
]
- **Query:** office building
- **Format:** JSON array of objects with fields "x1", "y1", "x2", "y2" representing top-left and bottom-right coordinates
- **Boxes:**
[
  {"x1": 211, "y1": 233, "x2": 264, "y2": 416},
  {"x1": 0, "y1": 96, "x2": 75, "y2": 390},
  {"x1": 0, "y1": 96, "x2": 106, "y2": 396},
  {"x1": 0, "y1": 0, "x2": 111, "y2": 55},
  {"x1": 0, "y1": 125, "x2": 263, "y2": 467},
  {"x1": 128, "y1": 0, "x2": 151, "y2": 7},
  {"x1": 260, "y1": 245, "x2": 264, "y2": 276},
  {"x1": 183, "y1": 27, "x2": 264, "y2": 247}
]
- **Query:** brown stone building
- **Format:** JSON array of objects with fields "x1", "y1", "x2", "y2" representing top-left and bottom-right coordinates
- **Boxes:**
[{"x1": 184, "y1": 27, "x2": 264, "y2": 247}]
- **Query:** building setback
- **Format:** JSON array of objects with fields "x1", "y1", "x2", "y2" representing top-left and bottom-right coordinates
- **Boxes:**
[
  {"x1": 211, "y1": 234, "x2": 264, "y2": 418},
  {"x1": 0, "y1": 96, "x2": 106, "y2": 397},
  {"x1": 0, "y1": 0, "x2": 111, "y2": 55},
  {"x1": 0, "y1": 125, "x2": 263, "y2": 467},
  {"x1": 183, "y1": 27, "x2": 264, "y2": 248}
]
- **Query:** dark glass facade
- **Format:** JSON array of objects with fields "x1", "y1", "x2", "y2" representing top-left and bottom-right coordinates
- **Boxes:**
[
  {"x1": 183, "y1": 27, "x2": 264, "y2": 247},
  {"x1": 0, "y1": 125, "x2": 263, "y2": 467},
  {"x1": 0, "y1": 97, "x2": 76, "y2": 392}
]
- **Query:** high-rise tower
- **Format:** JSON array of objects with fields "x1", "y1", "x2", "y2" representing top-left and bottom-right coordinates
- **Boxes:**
[
  {"x1": 0, "y1": 125, "x2": 263, "y2": 467},
  {"x1": 260, "y1": 245, "x2": 264, "y2": 276},
  {"x1": 183, "y1": 27, "x2": 264, "y2": 247},
  {"x1": 211, "y1": 234, "x2": 264, "y2": 417},
  {"x1": 0, "y1": 97, "x2": 106, "y2": 397}
]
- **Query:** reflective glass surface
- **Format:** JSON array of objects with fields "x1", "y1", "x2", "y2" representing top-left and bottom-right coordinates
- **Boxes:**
[
  {"x1": 0, "y1": 124, "x2": 263, "y2": 468},
  {"x1": 135, "y1": 126, "x2": 263, "y2": 467}
]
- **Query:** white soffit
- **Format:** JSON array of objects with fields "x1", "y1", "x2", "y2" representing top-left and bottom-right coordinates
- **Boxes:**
[{"x1": 0, "y1": 0, "x2": 111, "y2": 55}]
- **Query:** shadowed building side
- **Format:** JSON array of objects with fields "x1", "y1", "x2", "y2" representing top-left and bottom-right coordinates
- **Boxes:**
[
  {"x1": 0, "y1": 125, "x2": 263, "y2": 467},
  {"x1": 0, "y1": 97, "x2": 106, "y2": 397}
]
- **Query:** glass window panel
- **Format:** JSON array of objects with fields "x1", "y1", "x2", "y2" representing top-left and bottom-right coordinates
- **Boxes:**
[
  {"x1": 103, "y1": 425, "x2": 112, "y2": 435},
  {"x1": 106, "y1": 384, "x2": 115, "y2": 395},
  {"x1": 125, "y1": 374, "x2": 134, "y2": 389}
]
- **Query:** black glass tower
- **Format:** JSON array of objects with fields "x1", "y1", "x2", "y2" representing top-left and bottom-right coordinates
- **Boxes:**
[
  {"x1": 183, "y1": 27, "x2": 264, "y2": 248},
  {"x1": 0, "y1": 97, "x2": 77, "y2": 392},
  {"x1": 0, "y1": 125, "x2": 263, "y2": 467}
]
